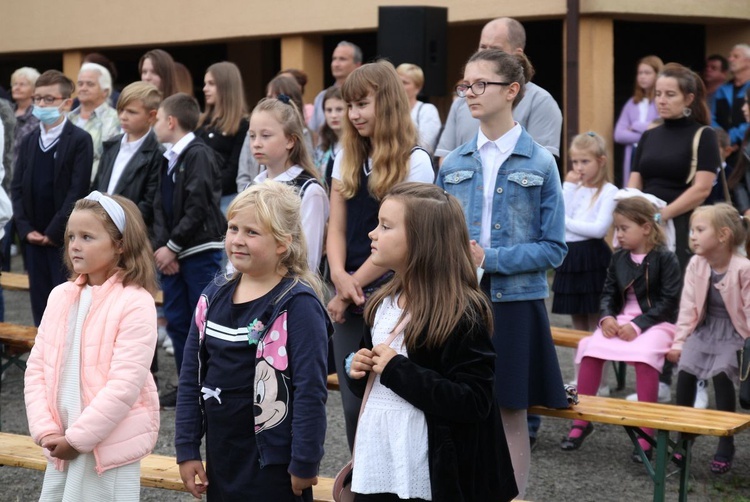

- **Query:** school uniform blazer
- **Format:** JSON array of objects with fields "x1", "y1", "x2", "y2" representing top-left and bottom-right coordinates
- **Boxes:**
[
  {"x1": 346, "y1": 312, "x2": 518, "y2": 502},
  {"x1": 672, "y1": 254, "x2": 750, "y2": 351},
  {"x1": 11, "y1": 120, "x2": 93, "y2": 245},
  {"x1": 95, "y1": 131, "x2": 163, "y2": 230},
  {"x1": 24, "y1": 273, "x2": 160, "y2": 474}
]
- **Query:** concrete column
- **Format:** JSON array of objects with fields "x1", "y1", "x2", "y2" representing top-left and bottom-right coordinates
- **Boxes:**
[
  {"x1": 566, "y1": 17, "x2": 614, "y2": 175},
  {"x1": 280, "y1": 35, "x2": 323, "y2": 104},
  {"x1": 62, "y1": 50, "x2": 84, "y2": 96}
]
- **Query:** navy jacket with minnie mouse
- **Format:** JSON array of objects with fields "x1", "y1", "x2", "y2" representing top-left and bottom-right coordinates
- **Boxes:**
[{"x1": 174, "y1": 276, "x2": 332, "y2": 478}]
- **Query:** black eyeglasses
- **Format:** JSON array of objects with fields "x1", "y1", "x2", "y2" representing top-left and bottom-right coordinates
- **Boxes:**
[
  {"x1": 32, "y1": 95, "x2": 65, "y2": 105},
  {"x1": 455, "y1": 81, "x2": 511, "y2": 98}
]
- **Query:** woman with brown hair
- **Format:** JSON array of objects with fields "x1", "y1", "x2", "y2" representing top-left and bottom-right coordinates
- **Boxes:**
[{"x1": 139, "y1": 49, "x2": 178, "y2": 98}]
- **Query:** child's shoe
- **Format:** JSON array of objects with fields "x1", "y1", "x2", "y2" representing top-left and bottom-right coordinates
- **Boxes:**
[
  {"x1": 694, "y1": 379, "x2": 709, "y2": 409},
  {"x1": 560, "y1": 423, "x2": 594, "y2": 451}
]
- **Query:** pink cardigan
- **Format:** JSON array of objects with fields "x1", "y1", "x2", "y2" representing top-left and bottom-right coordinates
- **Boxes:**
[
  {"x1": 672, "y1": 254, "x2": 750, "y2": 351},
  {"x1": 24, "y1": 273, "x2": 160, "y2": 474}
]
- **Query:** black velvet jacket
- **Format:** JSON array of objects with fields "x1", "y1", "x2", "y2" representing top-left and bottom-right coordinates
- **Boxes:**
[
  {"x1": 346, "y1": 312, "x2": 517, "y2": 502},
  {"x1": 600, "y1": 246, "x2": 682, "y2": 332}
]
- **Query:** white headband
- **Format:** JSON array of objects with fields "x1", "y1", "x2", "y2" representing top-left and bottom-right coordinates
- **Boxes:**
[{"x1": 84, "y1": 191, "x2": 126, "y2": 234}]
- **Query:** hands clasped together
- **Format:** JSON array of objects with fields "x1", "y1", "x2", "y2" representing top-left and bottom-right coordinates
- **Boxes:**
[
  {"x1": 600, "y1": 317, "x2": 638, "y2": 342},
  {"x1": 349, "y1": 344, "x2": 399, "y2": 380}
]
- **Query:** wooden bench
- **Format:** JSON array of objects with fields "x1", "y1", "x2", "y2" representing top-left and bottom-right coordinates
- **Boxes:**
[
  {"x1": 531, "y1": 395, "x2": 750, "y2": 502},
  {"x1": 0, "y1": 432, "x2": 336, "y2": 501},
  {"x1": 0, "y1": 272, "x2": 164, "y2": 305},
  {"x1": 550, "y1": 326, "x2": 627, "y2": 390}
]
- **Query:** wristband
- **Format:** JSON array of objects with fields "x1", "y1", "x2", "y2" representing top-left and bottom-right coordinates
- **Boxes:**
[{"x1": 344, "y1": 352, "x2": 355, "y2": 375}]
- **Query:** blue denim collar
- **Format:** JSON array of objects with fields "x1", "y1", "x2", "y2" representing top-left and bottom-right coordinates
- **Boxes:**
[{"x1": 457, "y1": 127, "x2": 535, "y2": 160}]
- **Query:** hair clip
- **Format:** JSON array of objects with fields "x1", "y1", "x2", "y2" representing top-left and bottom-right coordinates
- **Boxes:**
[
  {"x1": 586, "y1": 131, "x2": 596, "y2": 137},
  {"x1": 277, "y1": 94, "x2": 291, "y2": 105}
]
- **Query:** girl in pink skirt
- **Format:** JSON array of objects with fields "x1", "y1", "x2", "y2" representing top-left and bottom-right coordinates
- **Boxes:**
[{"x1": 560, "y1": 197, "x2": 682, "y2": 462}]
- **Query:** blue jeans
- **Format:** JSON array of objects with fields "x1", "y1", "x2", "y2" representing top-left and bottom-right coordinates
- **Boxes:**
[{"x1": 162, "y1": 250, "x2": 222, "y2": 374}]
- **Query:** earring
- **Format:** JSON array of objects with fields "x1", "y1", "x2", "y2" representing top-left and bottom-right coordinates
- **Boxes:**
[{"x1": 683, "y1": 107, "x2": 692, "y2": 117}]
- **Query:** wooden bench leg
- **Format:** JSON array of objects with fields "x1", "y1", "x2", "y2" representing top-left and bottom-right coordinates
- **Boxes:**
[{"x1": 624, "y1": 426, "x2": 694, "y2": 502}]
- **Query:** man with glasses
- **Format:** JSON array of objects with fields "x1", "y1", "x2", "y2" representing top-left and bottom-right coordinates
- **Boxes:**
[
  {"x1": 10, "y1": 70, "x2": 93, "y2": 326},
  {"x1": 435, "y1": 17, "x2": 562, "y2": 161}
]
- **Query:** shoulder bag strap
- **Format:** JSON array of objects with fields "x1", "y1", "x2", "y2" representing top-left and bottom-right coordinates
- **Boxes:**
[{"x1": 685, "y1": 126, "x2": 708, "y2": 185}]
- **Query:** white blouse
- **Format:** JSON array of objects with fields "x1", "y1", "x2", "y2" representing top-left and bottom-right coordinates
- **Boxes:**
[
  {"x1": 562, "y1": 182, "x2": 619, "y2": 242},
  {"x1": 351, "y1": 296, "x2": 431, "y2": 500}
]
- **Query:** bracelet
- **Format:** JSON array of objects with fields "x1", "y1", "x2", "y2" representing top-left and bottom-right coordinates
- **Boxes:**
[{"x1": 344, "y1": 352, "x2": 355, "y2": 375}]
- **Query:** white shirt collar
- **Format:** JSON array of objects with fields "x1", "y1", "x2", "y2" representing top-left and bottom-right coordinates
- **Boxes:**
[
  {"x1": 164, "y1": 132, "x2": 196, "y2": 161},
  {"x1": 253, "y1": 165, "x2": 303, "y2": 184},
  {"x1": 120, "y1": 129, "x2": 151, "y2": 152},
  {"x1": 476, "y1": 122, "x2": 522, "y2": 154},
  {"x1": 39, "y1": 117, "x2": 67, "y2": 145}
]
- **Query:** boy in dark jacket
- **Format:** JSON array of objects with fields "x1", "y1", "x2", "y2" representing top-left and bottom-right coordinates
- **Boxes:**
[
  {"x1": 94, "y1": 81, "x2": 163, "y2": 233},
  {"x1": 152, "y1": 93, "x2": 225, "y2": 404},
  {"x1": 10, "y1": 70, "x2": 93, "y2": 326}
]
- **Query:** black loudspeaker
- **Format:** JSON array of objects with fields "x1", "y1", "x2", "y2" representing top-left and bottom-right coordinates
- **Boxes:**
[{"x1": 377, "y1": 6, "x2": 447, "y2": 96}]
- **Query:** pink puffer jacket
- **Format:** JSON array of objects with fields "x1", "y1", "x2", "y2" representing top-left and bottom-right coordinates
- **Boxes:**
[{"x1": 24, "y1": 272, "x2": 160, "y2": 474}]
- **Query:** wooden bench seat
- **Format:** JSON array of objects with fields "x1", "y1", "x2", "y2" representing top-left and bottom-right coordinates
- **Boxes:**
[
  {"x1": 0, "y1": 432, "x2": 335, "y2": 501},
  {"x1": 0, "y1": 272, "x2": 163, "y2": 306},
  {"x1": 531, "y1": 395, "x2": 750, "y2": 502}
]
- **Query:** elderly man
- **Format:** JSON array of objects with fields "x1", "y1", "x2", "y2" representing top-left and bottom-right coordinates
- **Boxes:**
[
  {"x1": 712, "y1": 43, "x2": 750, "y2": 158},
  {"x1": 308, "y1": 41, "x2": 363, "y2": 132},
  {"x1": 68, "y1": 62, "x2": 120, "y2": 181},
  {"x1": 435, "y1": 17, "x2": 562, "y2": 161}
]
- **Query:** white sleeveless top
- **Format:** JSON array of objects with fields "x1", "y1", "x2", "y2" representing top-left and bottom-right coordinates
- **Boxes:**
[{"x1": 351, "y1": 296, "x2": 432, "y2": 499}]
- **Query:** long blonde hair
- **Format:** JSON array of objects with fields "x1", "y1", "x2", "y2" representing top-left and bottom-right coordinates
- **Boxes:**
[
  {"x1": 364, "y1": 183, "x2": 493, "y2": 350},
  {"x1": 226, "y1": 181, "x2": 325, "y2": 301},
  {"x1": 339, "y1": 61, "x2": 418, "y2": 200},
  {"x1": 250, "y1": 98, "x2": 317, "y2": 179},
  {"x1": 691, "y1": 203, "x2": 750, "y2": 257},
  {"x1": 569, "y1": 131, "x2": 610, "y2": 205}
]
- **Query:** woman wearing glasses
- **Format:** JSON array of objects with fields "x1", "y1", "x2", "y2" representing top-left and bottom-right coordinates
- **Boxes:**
[{"x1": 436, "y1": 49, "x2": 568, "y2": 500}]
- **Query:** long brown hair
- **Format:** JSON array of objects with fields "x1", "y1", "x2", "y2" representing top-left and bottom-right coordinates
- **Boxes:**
[
  {"x1": 466, "y1": 49, "x2": 534, "y2": 109},
  {"x1": 339, "y1": 61, "x2": 418, "y2": 200},
  {"x1": 199, "y1": 61, "x2": 247, "y2": 136},
  {"x1": 138, "y1": 49, "x2": 177, "y2": 98},
  {"x1": 659, "y1": 63, "x2": 710, "y2": 125},
  {"x1": 64, "y1": 195, "x2": 158, "y2": 294},
  {"x1": 364, "y1": 183, "x2": 493, "y2": 350},
  {"x1": 633, "y1": 55, "x2": 663, "y2": 103},
  {"x1": 613, "y1": 197, "x2": 667, "y2": 250}
]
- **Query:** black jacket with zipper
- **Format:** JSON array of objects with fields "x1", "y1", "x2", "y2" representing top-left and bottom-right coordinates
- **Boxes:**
[
  {"x1": 152, "y1": 137, "x2": 225, "y2": 259},
  {"x1": 600, "y1": 246, "x2": 682, "y2": 332}
]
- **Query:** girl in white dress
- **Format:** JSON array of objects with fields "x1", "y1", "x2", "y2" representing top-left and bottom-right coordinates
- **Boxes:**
[
  {"x1": 25, "y1": 192, "x2": 160, "y2": 502},
  {"x1": 346, "y1": 183, "x2": 517, "y2": 502}
]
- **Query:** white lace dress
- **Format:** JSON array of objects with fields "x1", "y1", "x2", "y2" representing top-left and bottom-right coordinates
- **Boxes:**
[
  {"x1": 351, "y1": 296, "x2": 432, "y2": 500},
  {"x1": 39, "y1": 286, "x2": 141, "y2": 502}
]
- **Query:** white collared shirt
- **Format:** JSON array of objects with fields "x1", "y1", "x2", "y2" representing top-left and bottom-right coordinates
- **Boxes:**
[
  {"x1": 477, "y1": 123, "x2": 522, "y2": 248},
  {"x1": 163, "y1": 132, "x2": 196, "y2": 177},
  {"x1": 107, "y1": 130, "x2": 151, "y2": 193},
  {"x1": 253, "y1": 165, "x2": 329, "y2": 271},
  {"x1": 40, "y1": 117, "x2": 67, "y2": 150}
]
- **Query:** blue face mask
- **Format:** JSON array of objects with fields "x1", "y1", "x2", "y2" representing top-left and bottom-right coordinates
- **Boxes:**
[{"x1": 32, "y1": 104, "x2": 63, "y2": 125}]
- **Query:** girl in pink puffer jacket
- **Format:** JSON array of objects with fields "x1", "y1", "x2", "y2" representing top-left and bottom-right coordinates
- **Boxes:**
[{"x1": 24, "y1": 192, "x2": 160, "y2": 501}]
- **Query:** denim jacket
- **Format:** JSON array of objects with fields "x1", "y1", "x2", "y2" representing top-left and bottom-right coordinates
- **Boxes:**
[{"x1": 437, "y1": 128, "x2": 567, "y2": 302}]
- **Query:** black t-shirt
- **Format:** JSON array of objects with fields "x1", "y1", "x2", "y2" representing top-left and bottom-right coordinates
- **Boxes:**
[{"x1": 632, "y1": 117, "x2": 721, "y2": 204}]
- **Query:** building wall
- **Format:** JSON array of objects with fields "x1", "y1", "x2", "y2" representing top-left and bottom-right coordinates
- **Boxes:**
[{"x1": 1, "y1": 0, "x2": 747, "y2": 55}]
